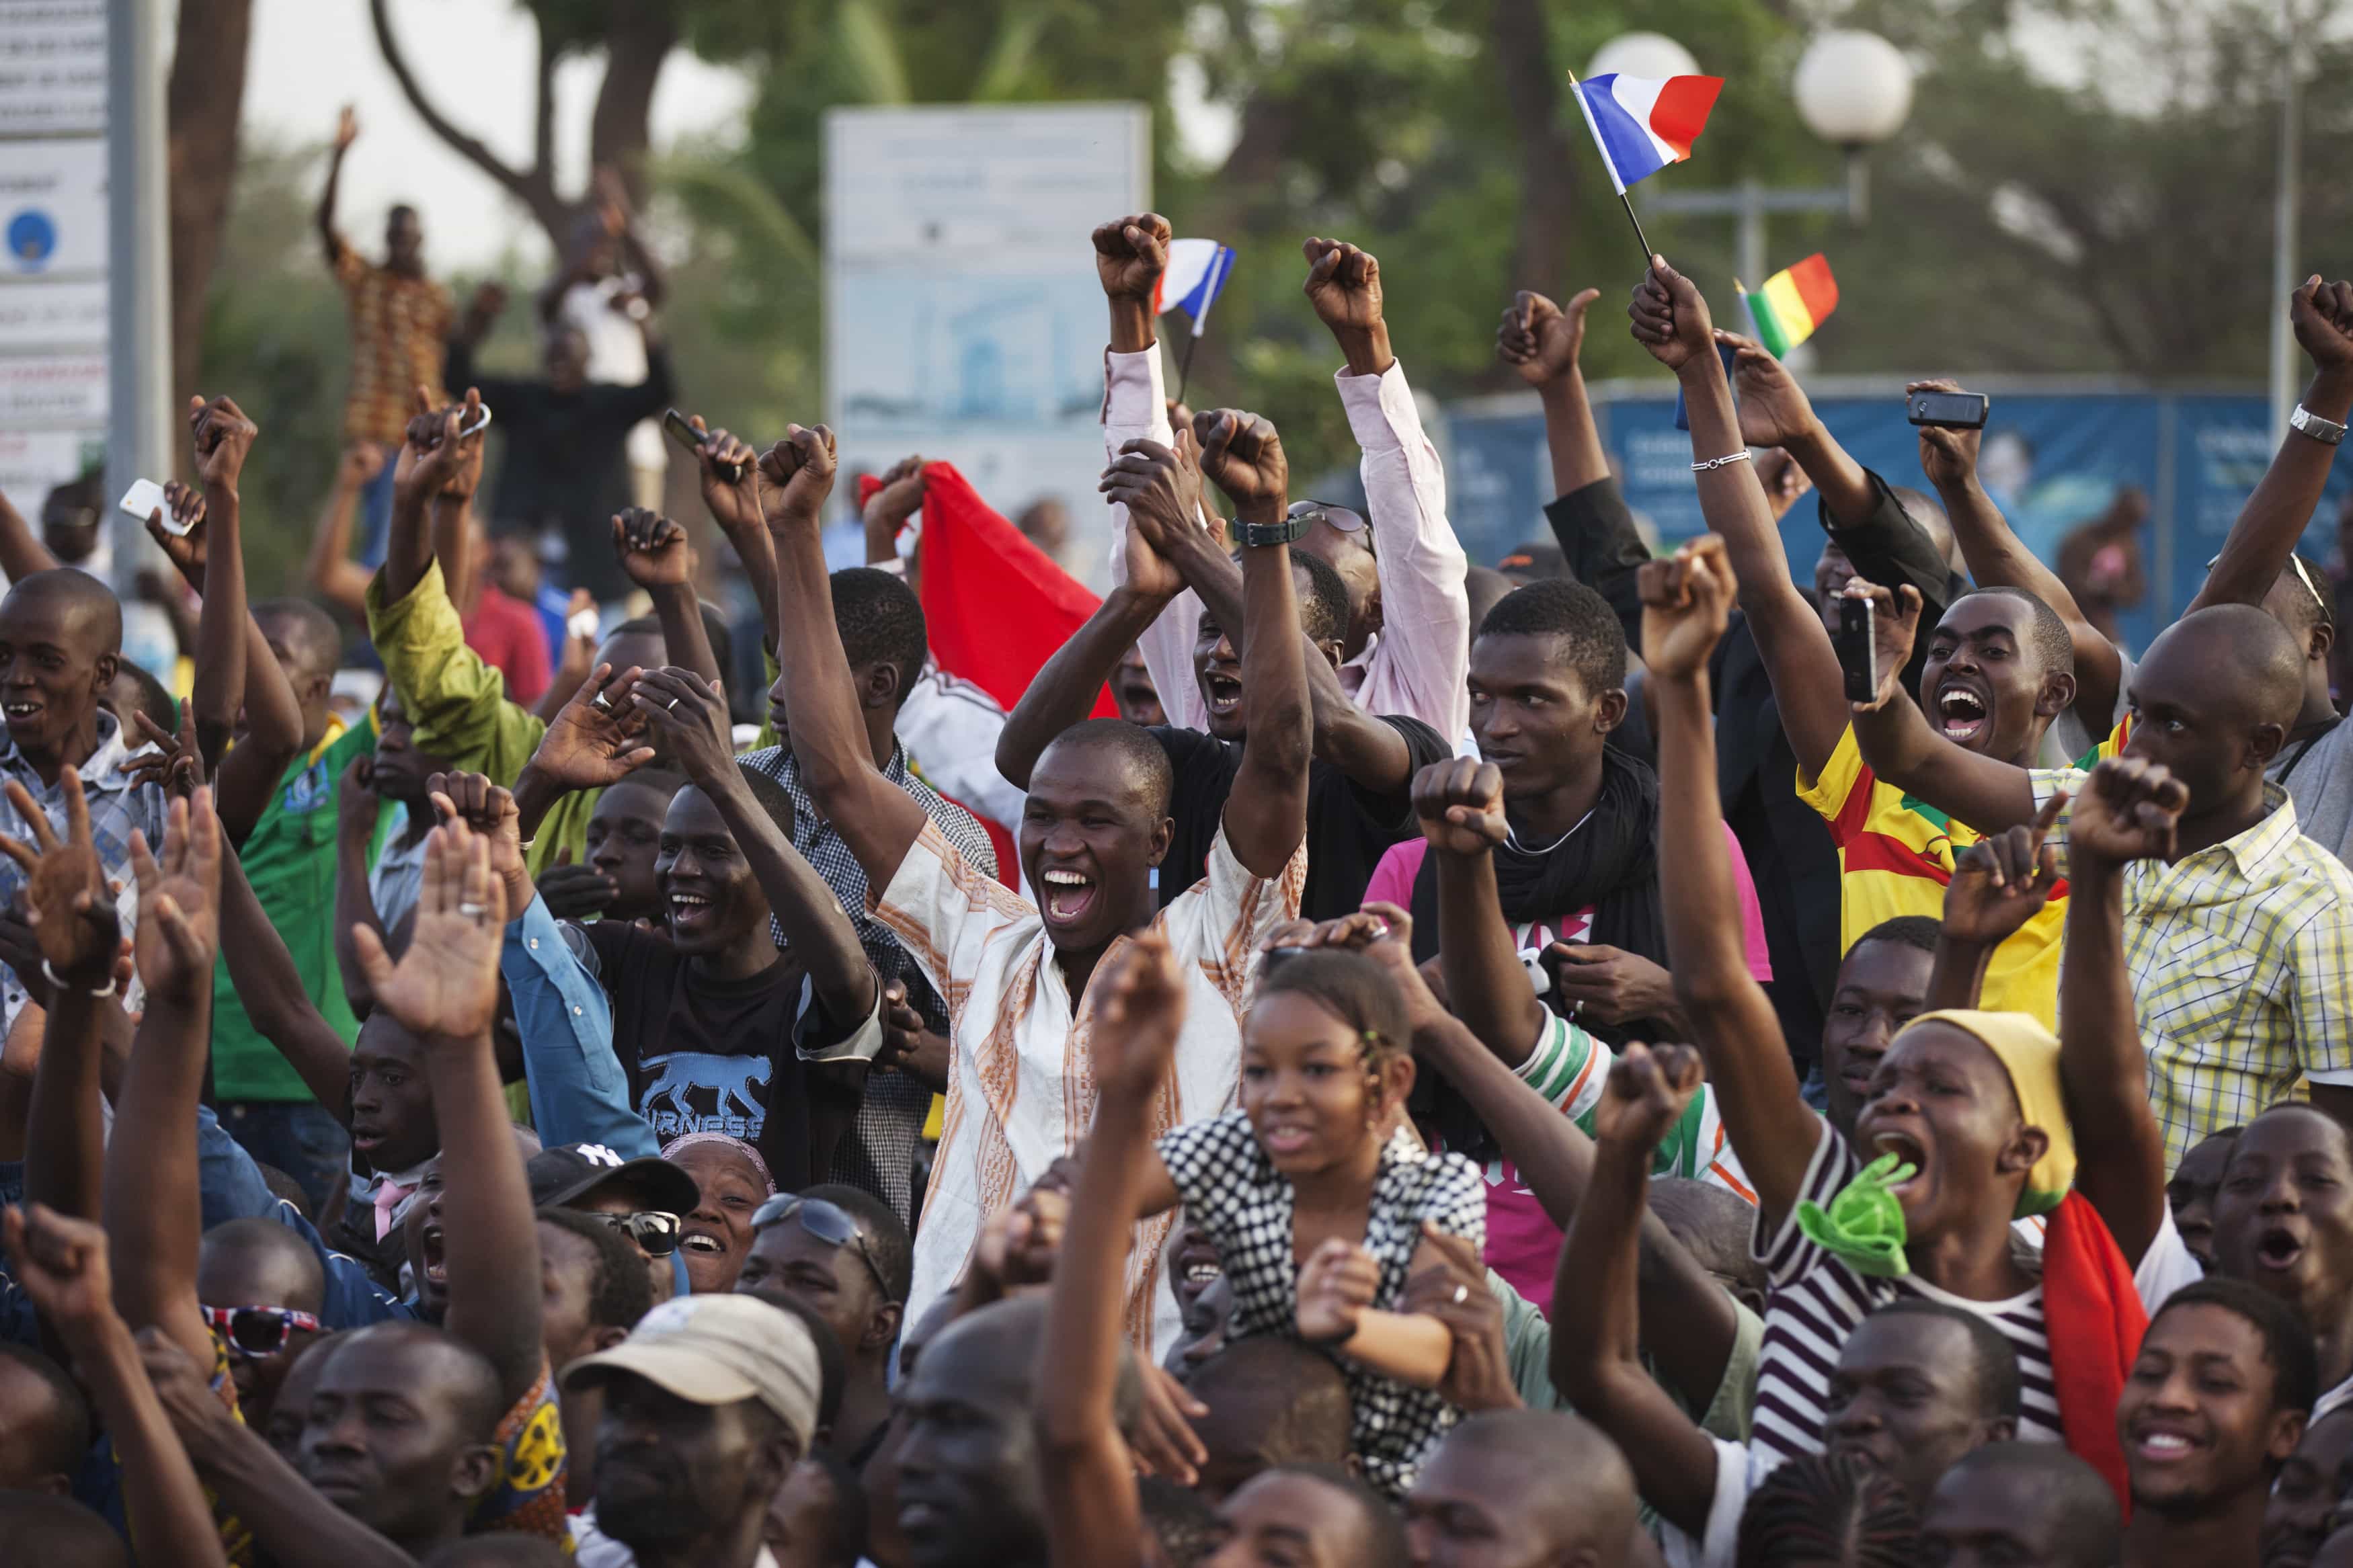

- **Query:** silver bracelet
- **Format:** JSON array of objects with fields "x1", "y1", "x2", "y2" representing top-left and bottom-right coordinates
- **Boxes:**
[
  {"x1": 43, "y1": 959, "x2": 117, "y2": 999},
  {"x1": 1691, "y1": 449, "x2": 1755, "y2": 472}
]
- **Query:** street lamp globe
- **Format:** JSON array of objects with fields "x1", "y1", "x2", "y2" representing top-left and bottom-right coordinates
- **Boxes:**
[
  {"x1": 1587, "y1": 32, "x2": 1700, "y2": 83},
  {"x1": 1792, "y1": 30, "x2": 1914, "y2": 147}
]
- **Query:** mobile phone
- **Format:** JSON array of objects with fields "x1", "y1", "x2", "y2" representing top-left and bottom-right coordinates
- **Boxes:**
[
  {"x1": 1835, "y1": 595, "x2": 1878, "y2": 703},
  {"x1": 664, "y1": 407, "x2": 742, "y2": 483},
  {"x1": 567, "y1": 607, "x2": 600, "y2": 643},
  {"x1": 1907, "y1": 390, "x2": 1989, "y2": 429},
  {"x1": 457, "y1": 403, "x2": 493, "y2": 438},
  {"x1": 118, "y1": 479, "x2": 182, "y2": 534}
]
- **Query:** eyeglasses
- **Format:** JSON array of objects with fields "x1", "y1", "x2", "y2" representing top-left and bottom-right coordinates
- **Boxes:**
[
  {"x1": 1286, "y1": 499, "x2": 1365, "y2": 533},
  {"x1": 202, "y1": 1305, "x2": 322, "y2": 1359},
  {"x1": 2208, "y1": 551, "x2": 2327, "y2": 614},
  {"x1": 598, "y1": 1210, "x2": 684, "y2": 1257},
  {"x1": 751, "y1": 1194, "x2": 890, "y2": 1298}
]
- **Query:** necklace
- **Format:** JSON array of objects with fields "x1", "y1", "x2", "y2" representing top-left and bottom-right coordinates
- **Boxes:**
[{"x1": 1505, "y1": 807, "x2": 1593, "y2": 856}]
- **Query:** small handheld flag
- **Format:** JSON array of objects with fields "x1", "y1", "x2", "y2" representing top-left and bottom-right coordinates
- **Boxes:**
[
  {"x1": 1739, "y1": 255, "x2": 1839, "y2": 358},
  {"x1": 1154, "y1": 237, "x2": 1235, "y2": 403},
  {"x1": 1569, "y1": 72, "x2": 1724, "y2": 194},
  {"x1": 1565, "y1": 67, "x2": 1723, "y2": 266}
]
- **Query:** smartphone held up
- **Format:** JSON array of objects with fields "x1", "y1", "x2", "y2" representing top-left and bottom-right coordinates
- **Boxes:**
[
  {"x1": 1835, "y1": 594, "x2": 1878, "y2": 704},
  {"x1": 1907, "y1": 389, "x2": 1989, "y2": 429},
  {"x1": 664, "y1": 408, "x2": 743, "y2": 483}
]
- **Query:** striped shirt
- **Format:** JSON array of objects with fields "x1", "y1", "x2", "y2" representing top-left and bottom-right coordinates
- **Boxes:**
[
  {"x1": 874, "y1": 819, "x2": 1305, "y2": 1358},
  {"x1": 2035, "y1": 774, "x2": 2353, "y2": 1166},
  {"x1": 1750, "y1": 1120, "x2": 2202, "y2": 1471}
]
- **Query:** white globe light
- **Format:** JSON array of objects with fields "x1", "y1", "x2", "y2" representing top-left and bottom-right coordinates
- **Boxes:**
[
  {"x1": 1587, "y1": 32, "x2": 1701, "y2": 84},
  {"x1": 1793, "y1": 30, "x2": 1914, "y2": 146}
]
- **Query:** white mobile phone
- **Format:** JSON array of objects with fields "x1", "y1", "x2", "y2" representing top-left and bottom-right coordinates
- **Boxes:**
[
  {"x1": 458, "y1": 404, "x2": 493, "y2": 438},
  {"x1": 118, "y1": 479, "x2": 183, "y2": 534},
  {"x1": 567, "y1": 608, "x2": 600, "y2": 643}
]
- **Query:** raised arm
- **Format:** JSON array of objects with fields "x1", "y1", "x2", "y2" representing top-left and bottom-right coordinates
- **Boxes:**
[
  {"x1": 612, "y1": 508, "x2": 720, "y2": 684},
  {"x1": 1093, "y1": 213, "x2": 1206, "y2": 733},
  {"x1": 378, "y1": 393, "x2": 484, "y2": 606},
  {"x1": 0, "y1": 486, "x2": 61, "y2": 581},
  {"x1": 3, "y1": 1206, "x2": 232, "y2": 1568},
  {"x1": 1628, "y1": 265, "x2": 1847, "y2": 777},
  {"x1": 1910, "y1": 378, "x2": 2120, "y2": 729},
  {"x1": 1551, "y1": 1044, "x2": 1724, "y2": 1536},
  {"x1": 2190, "y1": 280, "x2": 2353, "y2": 614},
  {"x1": 996, "y1": 575, "x2": 1176, "y2": 791},
  {"x1": 333, "y1": 753, "x2": 389, "y2": 1018},
  {"x1": 1416, "y1": 759, "x2": 1547, "y2": 1068},
  {"x1": 1111, "y1": 436, "x2": 1421, "y2": 795},
  {"x1": 1194, "y1": 410, "x2": 1311, "y2": 878},
  {"x1": 1304, "y1": 238, "x2": 1470, "y2": 739},
  {"x1": 2051, "y1": 759, "x2": 2180, "y2": 1266},
  {"x1": 303, "y1": 444, "x2": 385, "y2": 618},
  {"x1": 222, "y1": 813, "x2": 360, "y2": 1118},
  {"x1": 5, "y1": 774, "x2": 124, "y2": 1223},
  {"x1": 1639, "y1": 536, "x2": 1818, "y2": 1225},
  {"x1": 760, "y1": 425, "x2": 930, "y2": 890},
  {"x1": 317, "y1": 106, "x2": 356, "y2": 266},
  {"x1": 103, "y1": 788, "x2": 226, "y2": 1376},
  {"x1": 350, "y1": 820, "x2": 543, "y2": 1405},
  {"x1": 687, "y1": 419, "x2": 779, "y2": 652},
  {"x1": 1922, "y1": 803, "x2": 2065, "y2": 1014},
  {"x1": 1041, "y1": 935, "x2": 1189, "y2": 1568},
  {"x1": 1843, "y1": 578, "x2": 2042, "y2": 833}
]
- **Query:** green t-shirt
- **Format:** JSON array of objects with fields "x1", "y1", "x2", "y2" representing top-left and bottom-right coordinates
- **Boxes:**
[
  {"x1": 1492, "y1": 1268, "x2": 1763, "y2": 1441},
  {"x1": 208, "y1": 718, "x2": 379, "y2": 1100}
]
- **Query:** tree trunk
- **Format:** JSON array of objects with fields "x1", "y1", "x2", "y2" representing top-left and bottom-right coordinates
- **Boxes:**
[
  {"x1": 1490, "y1": 0, "x2": 1578, "y2": 302},
  {"x1": 588, "y1": 5, "x2": 679, "y2": 206},
  {"x1": 165, "y1": 0, "x2": 254, "y2": 415}
]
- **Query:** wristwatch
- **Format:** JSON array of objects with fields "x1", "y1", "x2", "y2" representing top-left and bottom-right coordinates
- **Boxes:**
[
  {"x1": 2292, "y1": 403, "x2": 2348, "y2": 446},
  {"x1": 1236, "y1": 511, "x2": 1311, "y2": 548}
]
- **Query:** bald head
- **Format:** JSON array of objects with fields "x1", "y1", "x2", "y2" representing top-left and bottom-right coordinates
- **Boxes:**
[
  {"x1": 0, "y1": 1492, "x2": 126, "y2": 1568},
  {"x1": 198, "y1": 1216, "x2": 327, "y2": 1315},
  {"x1": 1925, "y1": 1442, "x2": 2120, "y2": 1568},
  {"x1": 1038, "y1": 718, "x2": 1173, "y2": 818},
  {"x1": 2162, "y1": 604, "x2": 2307, "y2": 728},
  {"x1": 1409, "y1": 1410, "x2": 1638, "y2": 1563},
  {"x1": 255, "y1": 599, "x2": 343, "y2": 682},
  {"x1": 1184, "y1": 1337, "x2": 1353, "y2": 1501}
]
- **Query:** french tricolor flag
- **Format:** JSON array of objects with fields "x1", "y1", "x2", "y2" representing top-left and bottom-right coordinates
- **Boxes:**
[
  {"x1": 1571, "y1": 73, "x2": 1724, "y2": 193},
  {"x1": 1154, "y1": 238, "x2": 1236, "y2": 337}
]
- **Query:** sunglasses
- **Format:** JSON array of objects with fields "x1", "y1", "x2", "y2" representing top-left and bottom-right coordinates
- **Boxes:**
[
  {"x1": 2208, "y1": 551, "x2": 2326, "y2": 614},
  {"x1": 751, "y1": 1194, "x2": 889, "y2": 1297},
  {"x1": 203, "y1": 1305, "x2": 322, "y2": 1359},
  {"x1": 598, "y1": 1210, "x2": 684, "y2": 1257}
]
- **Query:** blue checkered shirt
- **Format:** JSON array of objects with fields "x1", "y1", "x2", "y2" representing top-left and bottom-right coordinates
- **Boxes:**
[{"x1": 0, "y1": 711, "x2": 167, "y2": 1033}]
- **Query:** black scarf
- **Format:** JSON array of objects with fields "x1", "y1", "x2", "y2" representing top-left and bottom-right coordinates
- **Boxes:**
[{"x1": 1407, "y1": 744, "x2": 1668, "y2": 1155}]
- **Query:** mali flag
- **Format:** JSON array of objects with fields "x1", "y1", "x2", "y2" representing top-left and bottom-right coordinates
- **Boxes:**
[{"x1": 1744, "y1": 254, "x2": 1839, "y2": 358}]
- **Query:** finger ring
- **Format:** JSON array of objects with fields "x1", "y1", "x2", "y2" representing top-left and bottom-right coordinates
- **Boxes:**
[
  {"x1": 457, "y1": 901, "x2": 487, "y2": 919},
  {"x1": 591, "y1": 692, "x2": 614, "y2": 713},
  {"x1": 1570, "y1": 998, "x2": 1582, "y2": 1018},
  {"x1": 1364, "y1": 917, "x2": 1390, "y2": 941},
  {"x1": 1452, "y1": 1284, "x2": 1468, "y2": 1305},
  {"x1": 666, "y1": 696, "x2": 680, "y2": 712}
]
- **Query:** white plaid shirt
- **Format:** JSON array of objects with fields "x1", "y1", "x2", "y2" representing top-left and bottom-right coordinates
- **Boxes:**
[
  {"x1": 2038, "y1": 776, "x2": 2353, "y2": 1165},
  {"x1": 0, "y1": 710, "x2": 167, "y2": 1032}
]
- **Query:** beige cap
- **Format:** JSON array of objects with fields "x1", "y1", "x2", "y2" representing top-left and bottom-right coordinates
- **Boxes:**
[{"x1": 561, "y1": 1293, "x2": 820, "y2": 1450}]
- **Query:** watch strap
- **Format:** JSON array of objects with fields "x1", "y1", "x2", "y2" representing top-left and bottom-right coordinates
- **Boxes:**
[
  {"x1": 1237, "y1": 513, "x2": 1310, "y2": 548},
  {"x1": 2292, "y1": 403, "x2": 2349, "y2": 446}
]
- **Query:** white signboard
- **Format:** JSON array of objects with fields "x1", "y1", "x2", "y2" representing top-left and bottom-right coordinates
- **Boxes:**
[
  {"x1": 0, "y1": 352, "x2": 106, "y2": 423},
  {"x1": 0, "y1": 0, "x2": 106, "y2": 136},
  {"x1": 0, "y1": 135, "x2": 106, "y2": 274},
  {"x1": 0, "y1": 276, "x2": 104, "y2": 347},
  {"x1": 826, "y1": 104, "x2": 1150, "y2": 588},
  {"x1": 0, "y1": 425, "x2": 99, "y2": 509}
]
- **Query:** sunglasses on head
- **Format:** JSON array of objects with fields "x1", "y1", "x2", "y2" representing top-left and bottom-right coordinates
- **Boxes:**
[
  {"x1": 202, "y1": 1305, "x2": 321, "y2": 1359},
  {"x1": 2208, "y1": 550, "x2": 2326, "y2": 614},
  {"x1": 597, "y1": 1210, "x2": 684, "y2": 1257},
  {"x1": 751, "y1": 1194, "x2": 889, "y2": 1297}
]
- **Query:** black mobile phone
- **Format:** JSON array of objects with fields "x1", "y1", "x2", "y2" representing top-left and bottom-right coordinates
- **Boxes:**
[
  {"x1": 1907, "y1": 390, "x2": 1989, "y2": 429},
  {"x1": 663, "y1": 407, "x2": 743, "y2": 482},
  {"x1": 1835, "y1": 595, "x2": 1878, "y2": 703}
]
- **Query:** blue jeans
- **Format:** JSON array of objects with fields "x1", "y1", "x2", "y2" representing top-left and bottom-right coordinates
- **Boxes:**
[
  {"x1": 216, "y1": 1100, "x2": 350, "y2": 1221},
  {"x1": 356, "y1": 442, "x2": 399, "y2": 568}
]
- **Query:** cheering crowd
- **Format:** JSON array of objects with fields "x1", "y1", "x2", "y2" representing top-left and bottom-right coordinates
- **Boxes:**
[{"x1": 5, "y1": 149, "x2": 2353, "y2": 1568}]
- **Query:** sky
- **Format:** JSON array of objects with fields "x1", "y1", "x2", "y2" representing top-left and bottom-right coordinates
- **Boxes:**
[{"x1": 241, "y1": 0, "x2": 756, "y2": 272}]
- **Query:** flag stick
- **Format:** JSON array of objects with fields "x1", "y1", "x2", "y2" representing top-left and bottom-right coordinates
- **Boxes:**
[
  {"x1": 1565, "y1": 65, "x2": 1659, "y2": 270},
  {"x1": 1176, "y1": 332, "x2": 1201, "y2": 403}
]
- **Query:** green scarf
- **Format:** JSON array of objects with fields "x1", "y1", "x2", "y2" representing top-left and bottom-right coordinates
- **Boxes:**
[{"x1": 1794, "y1": 1150, "x2": 1915, "y2": 1278}]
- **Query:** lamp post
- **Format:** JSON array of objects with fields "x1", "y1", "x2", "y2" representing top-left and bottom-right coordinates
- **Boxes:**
[{"x1": 1605, "y1": 29, "x2": 1914, "y2": 297}]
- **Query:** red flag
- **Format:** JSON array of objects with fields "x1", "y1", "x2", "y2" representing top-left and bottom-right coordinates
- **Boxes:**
[{"x1": 862, "y1": 462, "x2": 1117, "y2": 719}]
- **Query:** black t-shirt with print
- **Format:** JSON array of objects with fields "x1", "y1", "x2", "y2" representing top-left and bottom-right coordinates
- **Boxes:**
[
  {"x1": 575, "y1": 921, "x2": 854, "y2": 1190},
  {"x1": 1150, "y1": 716, "x2": 1451, "y2": 921}
]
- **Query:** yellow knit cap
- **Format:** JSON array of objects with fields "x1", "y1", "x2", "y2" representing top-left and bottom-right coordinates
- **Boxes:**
[{"x1": 1901, "y1": 1009, "x2": 2075, "y2": 1218}]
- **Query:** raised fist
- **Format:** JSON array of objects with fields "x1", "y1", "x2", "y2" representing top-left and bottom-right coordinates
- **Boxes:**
[
  {"x1": 1302, "y1": 239, "x2": 1384, "y2": 334},
  {"x1": 189, "y1": 395, "x2": 259, "y2": 491},
  {"x1": 1191, "y1": 409, "x2": 1287, "y2": 521},
  {"x1": 756, "y1": 424, "x2": 838, "y2": 532},
  {"x1": 1636, "y1": 534, "x2": 1735, "y2": 683},
  {"x1": 1497, "y1": 289, "x2": 1601, "y2": 388},
  {"x1": 1092, "y1": 213, "x2": 1171, "y2": 304},
  {"x1": 1627, "y1": 258, "x2": 1716, "y2": 374},
  {"x1": 333, "y1": 106, "x2": 358, "y2": 151},
  {"x1": 612, "y1": 507, "x2": 693, "y2": 589},
  {"x1": 1411, "y1": 758, "x2": 1506, "y2": 858}
]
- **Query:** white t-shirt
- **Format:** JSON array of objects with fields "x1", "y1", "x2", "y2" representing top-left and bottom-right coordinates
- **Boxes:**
[
  {"x1": 558, "y1": 276, "x2": 666, "y2": 471},
  {"x1": 573, "y1": 1508, "x2": 778, "y2": 1567}
]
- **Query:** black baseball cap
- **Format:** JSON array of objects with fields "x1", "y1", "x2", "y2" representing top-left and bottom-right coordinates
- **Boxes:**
[{"x1": 528, "y1": 1143, "x2": 701, "y2": 1216}]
